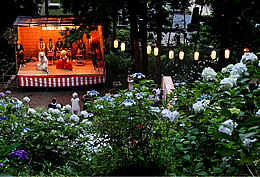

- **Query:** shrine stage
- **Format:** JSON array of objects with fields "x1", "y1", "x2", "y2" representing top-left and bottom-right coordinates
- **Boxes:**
[{"x1": 17, "y1": 60, "x2": 106, "y2": 87}]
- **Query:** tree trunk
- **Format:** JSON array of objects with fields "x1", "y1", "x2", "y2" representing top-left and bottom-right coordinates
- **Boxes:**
[
  {"x1": 140, "y1": 0, "x2": 148, "y2": 75},
  {"x1": 45, "y1": 0, "x2": 49, "y2": 17}
]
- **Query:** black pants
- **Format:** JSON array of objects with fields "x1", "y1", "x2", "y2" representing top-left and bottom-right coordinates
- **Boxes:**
[
  {"x1": 92, "y1": 59, "x2": 98, "y2": 69},
  {"x1": 18, "y1": 54, "x2": 24, "y2": 66}
]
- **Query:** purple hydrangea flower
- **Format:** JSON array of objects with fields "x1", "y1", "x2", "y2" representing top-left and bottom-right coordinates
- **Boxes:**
[
  {"x1": 5, "y1": 90, "x2": 11, "y2": 94},
  {"x1": 0, "y1": 117, "x2": 8, "y2": 121},
  {"x1": 12, "y1": 150, "x2": 28, "y2": 160},
  {"x1": 0, "y1": 163, "x2": 3, "y2": 166},
  {"x1": 0, "y1": 92, "x2": 5, "y2": 97}
]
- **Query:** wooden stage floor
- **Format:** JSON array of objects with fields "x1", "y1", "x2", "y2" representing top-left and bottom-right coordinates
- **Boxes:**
[{"x1": 18, "y1": 59, "x2": 104, "y2": 76}]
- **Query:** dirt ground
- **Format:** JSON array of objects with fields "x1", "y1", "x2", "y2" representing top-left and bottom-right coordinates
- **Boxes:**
[{"x1": 8, "y1": 84, "x2": 106, "y2": 110}]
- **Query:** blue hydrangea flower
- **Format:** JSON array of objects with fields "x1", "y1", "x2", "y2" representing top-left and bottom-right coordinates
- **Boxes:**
[
  {"x1": 122, "y1": 99, "x2": 136, "y2": 106},
  {"x1": 87, "y1": 90, "x2": 99, "y2": 97},
  {"x1": 132, "y1": 73, "x2": 145, "y2": 79},
  {"x1": 0, "y1": 92, "x2": 5, "y2": 97},
  {"x1": 12, "y1": 150, "x2": 28, "y2": 160},
  {"x1": 0, "y1": 117, "x2": 8, "y2": 121}
]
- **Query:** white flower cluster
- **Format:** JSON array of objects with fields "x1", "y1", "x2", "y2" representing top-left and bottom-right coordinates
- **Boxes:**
[
  {"x1": 161, "y1": 109, "x2": 179, "y2": 122},
  {"x1": 57, "y1": 117, "x2": 65, "y2": 123},
  {"x1": 125, "y1": 92, "x2": 133, "y2": 97},
  {"x1": 65, "y1": 104, "x2": 71, "y2": 111},
  {"x1": 70, "y1": 114, "x2": 79, "y2": 122},
  {"x1": 192, "y1": 99, "x2": 210, "y2": 113},
  {"x1": 230, "y1": 62, "x2": 247, "y2": 79},
  {"x1": 240, "y1": 53, "x2": 258, "y2": 65},
  {"x1": 219, "y1": 119, "x2": 238, "y2": 136},
  {"x1": 80, "y1": 111, "x2": 89, "y2": 118},
  {"x1": 219, "y1": 76, "x2": 237, "y2": 90},
  {"x1": 87, "y1": 90, "x2": 99, "y2": 97},
  {"x1": 243, "y1": 138, "x2": 257, "y2": 147},
  {"x1": 122, "y1": 99, "x2": 136, "y2": 106},
  {"x1": 28, "y1": 108, "x2": 36, "y2": 114},
  {"x1": 95, "y1": 104, "x2": 104, "y2": 109},
  {"x1": 256, "y1": 110, "x2": 260, "y2": 117},
  {"x1": 23, "y1": 96, "x2": 30, "y2": 102},
  {"x1": 56, "y1": 103, "x2": 61, "y2": 109},
  {"x1": 201, "y1": 67, "x2": 217, "y2": 81}
]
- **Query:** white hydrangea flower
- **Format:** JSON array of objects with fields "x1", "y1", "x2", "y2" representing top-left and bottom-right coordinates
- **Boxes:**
[
  {"x1": 230, "y1": 62, "x2": 247, "y2": 79},
  {"x1": 52, "y1": 109, "x2": 60, "y2": 115},
  {"x1": 70, "y1": 114, "x2": 79, "y2": 122},
  {"x1": 65, "y1": 104, "x2": 72, "y2": 111},
  {"x1": 28, "y1": 108, "x2": 36, "y2": 114},
  {"x1": 23, "y1": 96, "x2": 30, "y2": 102},
  {"x1": 56, "y1": 103, "x2": 61, "y2": 109},
  {"x1": 221, "y1": 67, "x2": 228, "y2": 74},
  {"x1": 220, "y1": 77, "x2": 237, "y2": 90},
  {"x1": 48, "y1": 108, "x2": 54, "y2": 113},
  {"x1": 80, "y1": 111, "x2": 89, "y2": 118},
  {"x1": 122, "y1": 99, "x2": 136, "y2": 106},
  {"x1": 82, "y1": 119, "x2": 92, "y2": 125},
  {"x1": 193, "y1": 99, "x2": 210, "y2": 113},
  {"x1": 161, "y1": 109, "x2": 179, "y2": 122},
  {"x1": 57, "y1": 117, "x2": 65, "y2": 123},
  {"x1": 219, "y1": 119, "x2": 238, "y2": 136},
  {"x1": 42, "y1": 111, "x2": 49, "y2": 116},
  {"x1": 258, "y1": 61, "x2": 260, "y2": 67},
  {"x1": 125, "y1": 92, "x2": 133, "y2": 97},
  {"x1": 243, "y1": 138, "x2": 257, "y2": 147},
  {"x1": 135, "y1": 93, "x2": 144, "y2": 99},
  {"x1": 95, "y1": 104, "x2": 104, "y2": 109},
  {"x1": 150, "y1": 106, "x2": 161, "y2": 113},
  {"x1": 201, "y1": 67, "x2": 217, "y2": 81},
  {"x1": 256, "y1": 110, "x2": 260, "y2": 117},
  {"x1": 240, "y1": 53, "x2": 258, "y2": 65}
]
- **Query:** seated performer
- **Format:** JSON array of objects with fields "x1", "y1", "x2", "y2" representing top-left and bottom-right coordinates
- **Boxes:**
[
  {"x1": 55, "y1": 38, "x2": 63, "y2": 59},
  {"x1": 37, "y1": 52, "x2": 49, "y2": 73},
  {"x1": 56, "y1": 50, "x2": 74, "y2": 71},
  {"x1": 64, "y1": 41, "x2": 73, "y2": 60},
  {"x1": 77, "y1": 39, "x2": 86, "y2": 59},
  {"x1": 38, "y1": 38, "x2": 45, "y2": 52},
  {"x1": 47, "y1": 38, "x2": 55, "y2": 60}
]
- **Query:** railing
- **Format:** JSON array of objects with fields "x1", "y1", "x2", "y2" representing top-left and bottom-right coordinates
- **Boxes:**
[{"x1": 0, "y1": 62, "x2": 16, "y2": 90}]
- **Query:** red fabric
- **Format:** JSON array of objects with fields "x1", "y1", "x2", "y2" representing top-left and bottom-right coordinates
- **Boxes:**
[{"x1": 56, "y1": 59, "x2": 73, "y2": 70}]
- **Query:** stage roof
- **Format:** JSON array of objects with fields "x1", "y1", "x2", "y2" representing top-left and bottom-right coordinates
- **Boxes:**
[{"x1": 13, "y1": 16, "x2": 84, "y2": 27}]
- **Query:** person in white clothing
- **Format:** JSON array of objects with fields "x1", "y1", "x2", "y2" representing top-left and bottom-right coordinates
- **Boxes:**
[
  {"x1": 127, "y1": 75, "x2": 134, "y2": 91},
  {"x1": 71, "y1": 92, "x2": 80, "y2": 115},
  {"x1": 151, "y1": 85, "x2": 161, "y2": 100},
  {"x1": 37, "y1": 52, "x2": 49, "y2": 73}
]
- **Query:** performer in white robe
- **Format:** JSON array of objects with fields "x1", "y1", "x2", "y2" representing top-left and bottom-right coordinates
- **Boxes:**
[
  {"x1": 71, "y1": 92, "x2": 80, "y2": 115},
  {"x1": 37, "y1": 52, "x2": 49, "y2": 73}
]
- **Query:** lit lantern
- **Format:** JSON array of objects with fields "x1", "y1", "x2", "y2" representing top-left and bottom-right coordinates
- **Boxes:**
[
  {"x1": 225, "y1": 48, "x2": 230, "y2": 59},
  {"x1": 169, "y1": 50, "x2": 174, "y2": 59},
  {"x1": 243, "y1": 47, "x2": 249, "y2": 54},
  {"x1": 211, "y1": 50, "x2": 216, "y2": 60},
  {"x1": 179, "y1": 50, "x2": 184, "y2": 60},
  {"x1": 114, "y1": 39, "x2": 118, "y2": 48},
  {"x1": 154, "y1": 47, "x2": 159, "y2": 56},
  {"x1": 147, "y1": 45, "x2": 151, "y2": 54},
  {"x1": 194, "y1": 51, "x2": 199, "y2": 60},
  {"x1": 121, "y1": 42, "x2": 125, "y2": 51}
]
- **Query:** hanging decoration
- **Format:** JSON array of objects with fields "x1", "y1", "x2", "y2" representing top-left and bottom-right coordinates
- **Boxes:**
[
  {"x1": 147, "y1": 45, "x2": 151, "y2": 54},
  {"x1": 121, "y1": 42, "x2": 125, "y2": 51},
  {"x1": 179, "y1": 50, "x2": 184, "y2": 60},
  {"x1": 169, "y1": 50, "x2": 174, "y2": 59},
  {"x1": 211, "y1": 50, "x2": 216, "y2": 60},
  {"x1": 194, "y1": 51, "x2": 199, "y2": 60},
  {"x1": 113, "y1": 39, "x2": 118, "y2": 48},
  {"x1": 225, "y1": 49, "x2": 230, "y2": 59},
  {"x1": 154, "y1": 47, "x2": 159, "y2": 56}
]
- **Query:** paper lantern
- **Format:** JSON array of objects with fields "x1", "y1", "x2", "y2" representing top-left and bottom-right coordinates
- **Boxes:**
[
  {"x1": 154, "y1": 47, "x2": 159, "y2": 56},
  {"x1": 147, "y1": 45, "x2": 151, "y2": 54},
  {"x1": 179, "y1": 50, "x2": 184, "y2": 60},
  {"x1": 121, "y1": 42, "x2": 125, "y2": 51},
  {"x1": 169, "y1": 50, "x2": 174, "y2": 59},
  {"x1": 211, "y1": 50, "x2": 216, "y2": 60},
  {"x1": 113, "y1": 39, "x2": 118, "y2": 48},
  {"x1": 225, "y1": 49, "x2": 230, "y2": 59},
  {"x1": 194, "y1": 51, "x2": 199, "y2": 60}
]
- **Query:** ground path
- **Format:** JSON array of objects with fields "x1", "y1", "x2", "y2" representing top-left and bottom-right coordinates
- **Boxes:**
[{"x1": 9, "y1": 84, "x2": 106, "y2": 110}]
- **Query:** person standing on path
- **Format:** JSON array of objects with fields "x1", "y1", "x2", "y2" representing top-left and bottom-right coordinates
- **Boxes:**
[
  {"x1": 91, "y1": 48, "x2": 98, "y2": 70},
  {"x1": 71, "y1": 92, "x2": 80, "y2": 115}
]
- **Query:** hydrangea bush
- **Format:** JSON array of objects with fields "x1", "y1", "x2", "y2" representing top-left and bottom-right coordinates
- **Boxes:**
[{"x1": 167, "y1": 53, "x2": 260, "y2": 175}]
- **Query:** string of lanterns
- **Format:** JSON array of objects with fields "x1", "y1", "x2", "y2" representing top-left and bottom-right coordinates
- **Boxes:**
[{"x1": 113, "y1": 39, "x2": 234, "y2": 60}]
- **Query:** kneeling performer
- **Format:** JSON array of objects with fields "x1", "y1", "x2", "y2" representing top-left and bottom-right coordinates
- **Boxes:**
[{"x1": 37, "y1": 52, "x2": 49, "y2": 73}]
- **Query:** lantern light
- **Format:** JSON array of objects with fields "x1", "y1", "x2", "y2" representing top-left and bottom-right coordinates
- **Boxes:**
[
  {"x1": 147, "y1": 45, "x2": 151, "y2": 54},
  {"x1": 179, "y1": 50, "x2": 184, "y2": 60},
  {"x1": 169, "y1": 50, "x2": 174, "y2": 59},
  {"x1": 225, "y1": 48, "x2": 230, "y2": 59},
  {"x1": 113, "y1": 39, "x2": 118, "y2": 48},
  {"x1": 211, "y1": 50, "x2": 216, "y2": 60},
  {"x1": 194, "y1": 51, "x2": 199, "y2": 60},
  {"x1": 154, "y1": 47, "x2": 159, "y2": 56},
  {"x1": 121, "y1": 42, "x2": 125, "y2": 51},
  {"x1": 243, "y1": 47, "x2": 249, "y2": 54}
]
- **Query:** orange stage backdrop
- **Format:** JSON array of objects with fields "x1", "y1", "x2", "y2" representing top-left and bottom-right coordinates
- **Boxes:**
[{"x1": 17, "y1": 25, "x2": 103, "y2": 60}]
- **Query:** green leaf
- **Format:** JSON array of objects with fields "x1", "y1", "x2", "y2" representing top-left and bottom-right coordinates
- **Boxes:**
[
  {"x1": 239, "y1": 132, "x2": 257, "y2": 140},
  {"x1": 219, "y1": 149, "x2": 238, "y2": 157},
  {"x1": 191, "y1": 128, "x2": 200, "y2": 134},
  {"x1": 220, "y1": 108, "x2": 231, "y2": 118},
  {"x1": 240, "y1": 117, "x2": 260, "y2": 127},
  {"x1": 251, "y1": 142, "x2": 260, "y2": 151},
  {"x1": 182, "y1": 154, "x2": 191, "y2": 161},
  {"x1": 196, "y1": 171, "x2": 208, "y2": 175},
  {"x1": 214, "y1": 131, "x2": 237, "y2": 142},
  {"x1": 213, "y1": 167, "x2": 223, "y2": 173},
  {"x1": 137, "y1": 155, "x2": 144, "y2": 161},
  {"x1": 240, "y1": 78, "x2": 251, "y2": 83},
  {"x1": 239, "y1": 157, "x2": 253, "y2": 164}
]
